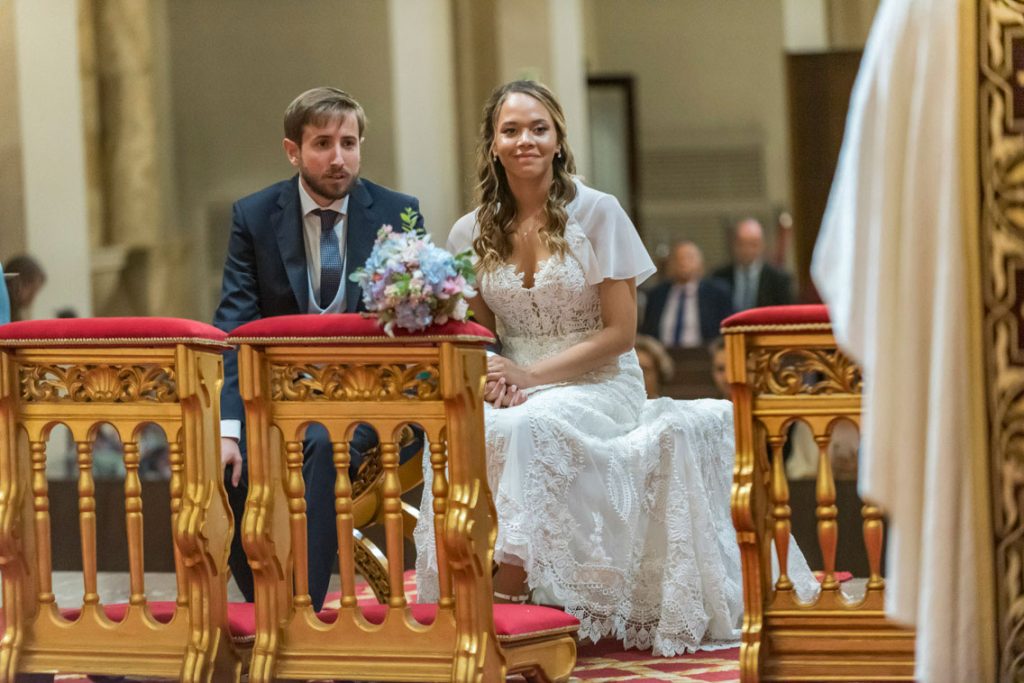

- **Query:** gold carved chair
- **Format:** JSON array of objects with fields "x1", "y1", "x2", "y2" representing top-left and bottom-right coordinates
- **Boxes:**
[
  {"x1": 0, "y1": 317, "x2": 245, "y2": 682},
  {"x1": 722, "y1": 305, "x2": 915, "y2": 682},
  {"x1": 229, "y1": 313, "x2": 578, "y2": 683}
]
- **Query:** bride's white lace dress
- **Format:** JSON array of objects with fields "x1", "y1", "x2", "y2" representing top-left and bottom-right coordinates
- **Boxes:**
[{"x1": 415, "y1": 180, "x2": 817, "y2": 656}]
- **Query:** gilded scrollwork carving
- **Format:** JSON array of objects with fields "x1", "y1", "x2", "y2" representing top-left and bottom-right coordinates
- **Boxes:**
[
  {"x1": 270, "y1": 363, "x2": 440, "y2": 401},
  {"x1": 981, "y1": 2, "x2": 1024, "y2": 678},
  {"x1": 19, "y1": 363, "x2": 177, "y2": 403},
  {"x1": 748, "y1": 348, "x2": 862, "y2": 396},
  {"x1": 351, "y1": 445, "x2": 383, "y2": 499},
  {"x1": 353, "y1": 535, "x2": 390, "y2": 604}
]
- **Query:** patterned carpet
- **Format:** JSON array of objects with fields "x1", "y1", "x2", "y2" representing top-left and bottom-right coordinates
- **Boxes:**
[
  {"x1": 45, "y1": 570, "x2": 740, "y2": 682},
  {"x1": 52, "y1": 648, "x2": 739, "y2": 683},
  {"x1": 572, "y1": 640, "x2": 738, "y2": 682}
]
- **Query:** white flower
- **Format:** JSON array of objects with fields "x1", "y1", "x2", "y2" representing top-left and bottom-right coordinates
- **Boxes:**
[{"x1": 453, "y1": 298, "x2": 469, "y2": 321}]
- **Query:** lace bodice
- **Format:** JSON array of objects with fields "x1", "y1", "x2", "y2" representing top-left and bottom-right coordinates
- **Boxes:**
[{"x1": 481, "y1": 225, "x2": 602, "y2": 367}]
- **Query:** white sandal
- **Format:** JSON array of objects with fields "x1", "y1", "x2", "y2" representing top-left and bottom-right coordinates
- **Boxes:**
[{"x1": 493, "y1": 590, "x2": 531, "y2": 604}]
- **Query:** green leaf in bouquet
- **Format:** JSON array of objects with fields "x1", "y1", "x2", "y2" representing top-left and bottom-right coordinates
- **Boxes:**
[{"x1": 400, "y1": 207, "x2": 422, "y2": 234}]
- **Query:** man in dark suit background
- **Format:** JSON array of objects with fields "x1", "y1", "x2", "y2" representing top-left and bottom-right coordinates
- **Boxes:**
[
  {"x1": 640, "y1": 240, "x2": 734, "y2": 348},
  {"x1": 213, "y1": 87, "x2": 422, "y2": 610},
  {"x1": 711, "y1": 218, "x2": 794, "y2": 311}
]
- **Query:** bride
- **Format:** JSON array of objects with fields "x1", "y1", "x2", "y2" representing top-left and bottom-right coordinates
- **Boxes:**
[{"x1": 415, "y1": 80, "x2": 817, "y2": 656}]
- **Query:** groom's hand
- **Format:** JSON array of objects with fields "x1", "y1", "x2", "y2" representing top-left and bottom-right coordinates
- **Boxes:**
[{"x1": 221, "y1": 437, "x2": 243, "y2": 487}]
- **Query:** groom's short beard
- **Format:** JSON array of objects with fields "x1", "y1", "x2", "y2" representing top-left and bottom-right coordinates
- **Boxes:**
[{"x1": 303, "y1": 169, "x2": 358, "y2": 201}]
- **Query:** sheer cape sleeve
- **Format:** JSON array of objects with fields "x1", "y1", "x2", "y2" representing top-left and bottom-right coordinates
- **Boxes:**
[
  {"x1": 445, "y1": 182, "x2": 655, "y2": 286},
  {"x1": 446, "y1": 210, "x2": 479, "y2": 261},
  {"x1": 568, "y1": 181, "x2": 656, "y2": 286}
]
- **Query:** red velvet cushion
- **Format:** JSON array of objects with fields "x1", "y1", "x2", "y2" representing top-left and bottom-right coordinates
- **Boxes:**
[
  {"x1": 721, "y1": 304, "x2": 831, "y2": 332},
  {"x1": 57, "y1": 601, "x2": 255, "y2": 644},
  {"x1": 0, "y1": 317, "x2": 229, "y2": 349},
  {"x1": 45, "y1": 601, "x2": 576, "y2": 645},
  {"x1": 353, "y1": 603, "x2": 578, "y2": 640},
  {"x1": 228, "y1": 313, "x2": 494, "y2": 345}
]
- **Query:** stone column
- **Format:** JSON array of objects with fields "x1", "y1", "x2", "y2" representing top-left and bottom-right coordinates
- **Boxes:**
[
  {"x1": 782, "y1": 0, "x2": 830, "y2": 52},
  {"x1": 827, "y1": 0, "x2": 880, "y2": 49},
  {"x1": 81, "y1": 0, "x2": 187, "y2": 317},
  {"x1": 452, "y1": 0, "x2": 499, "y2": 209},
  {"x1": 0, "y1": 1, "x2": 26, "y2": 260},
  {"x1": 494, "y1": 0, "x2": 590, "y2": 177},
  {"x1": 83, "y1": 0, "x2": 163, "y2": 249},
  {"x1": 13, "y1": 0, "x2": 94, "y2": 317},
  {"x1": 387, "y1": 0, "x2": 462, "y2": 242},
  {"x1": 546, "y1": 0, "x2": 590, "y2": 178}
]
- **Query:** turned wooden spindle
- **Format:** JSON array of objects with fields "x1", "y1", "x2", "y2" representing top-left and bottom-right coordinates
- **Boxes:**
[
  {"x1": 333, "y1": 437, "x2": 357, "y2": 608},
  {"x1": 381, "y1": 438, "x2": 406, "y2": 608},
  {"x1": 167, "y1": 439, "x2": 188, "y2": 606},
  {"x1": 284, "y1": 438, "x2": 310, "y2": 607},
  {"x1": 30, "y1": 439, "x2": 54, "y2": 605},
  {"x1": 769, "y1": 432, "x2": 792, "y2": 592},
  {"x1": 122, "y1": 439, "x2": 147, "y2": 606},
  {"x1": 862, "y1": 503, "x2": 886, "y2": 591},
  {"x1": 76, "y1": 438, "x2": 99, "y2": 605},
  {"x1": 430, "y1": 436, "x2": 452, "y2": 607},
  {"x1": 815, "y1": 433, "x2": 839, "y2": 591}
]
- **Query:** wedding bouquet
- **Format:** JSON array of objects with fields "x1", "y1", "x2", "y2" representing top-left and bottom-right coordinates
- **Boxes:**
[{"x1": 349, "y1": 208, "x2": 477, "y2": 336}]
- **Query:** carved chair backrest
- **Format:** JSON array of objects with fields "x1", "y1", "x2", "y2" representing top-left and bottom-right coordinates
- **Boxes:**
[
  {"x1": 0, "y1": 320, "x2": 239, "y2": 682},
  {"x1": 723, "y1": 306, "x2": 914, "y2": 682},
  {"x1": 234, "y1": 335, "x2": 505, "y2": 683}
]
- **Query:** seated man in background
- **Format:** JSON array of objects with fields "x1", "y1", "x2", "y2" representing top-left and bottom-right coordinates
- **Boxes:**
[
  {"x1": 640, "y1": 240, "x2": 733, "y2": 348},
  {"x1": 712, "y1": 218, "x2": 793, "y2": 311}
]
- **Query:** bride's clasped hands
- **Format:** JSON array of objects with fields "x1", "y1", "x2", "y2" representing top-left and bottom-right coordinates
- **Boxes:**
[{"x1": 484, "y1": 355, "x2": 530, "y2": 408}]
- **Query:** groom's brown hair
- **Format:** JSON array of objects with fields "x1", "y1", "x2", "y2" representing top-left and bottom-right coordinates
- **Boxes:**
[{"x1": 284, "y1": 87, "x2": 366, "y2": 143}]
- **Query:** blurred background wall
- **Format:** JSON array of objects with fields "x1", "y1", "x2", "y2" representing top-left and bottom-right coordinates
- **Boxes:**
[{"x1": 0, "y1": 0, "x2": 878, "y2": 322}]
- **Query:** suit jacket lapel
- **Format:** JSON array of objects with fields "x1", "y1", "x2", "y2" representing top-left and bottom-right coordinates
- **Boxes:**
[
  {"x1": 274, "y1": 177, "x2": 309, "y2": 312},
  {"x1": 344, "y1": 179, "x2": 376, "y2": 312}
]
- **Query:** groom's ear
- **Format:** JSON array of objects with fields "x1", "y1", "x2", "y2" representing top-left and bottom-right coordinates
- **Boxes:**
[{"x1": 283, "y1": 137, "x2": 300, "y2": 167}]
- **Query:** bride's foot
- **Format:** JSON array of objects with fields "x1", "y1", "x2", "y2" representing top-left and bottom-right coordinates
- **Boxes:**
[{"x1": 492, "y1": 562, "x2": 531, "y2": 604}]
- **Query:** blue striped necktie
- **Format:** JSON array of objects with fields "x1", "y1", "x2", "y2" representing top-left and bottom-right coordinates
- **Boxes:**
[{"x1": 315, "y1": 209, "x2": 341, "y2": 309}]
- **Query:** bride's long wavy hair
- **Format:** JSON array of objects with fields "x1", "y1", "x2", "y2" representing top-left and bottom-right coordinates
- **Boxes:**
[{"x1": 473, "y1": 81, "x2": 578, "y2": 274}]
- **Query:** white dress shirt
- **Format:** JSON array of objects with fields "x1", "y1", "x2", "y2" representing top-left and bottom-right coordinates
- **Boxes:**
[
  {"x1": 659, "y1": 281, "x2": 701, "y2": 348},
  {"x1": 299, "y1": 178, "x2": 349, "y2": 309},
  {"x1": 733, "y1": 260, "x2": 763, "y2": 311}
]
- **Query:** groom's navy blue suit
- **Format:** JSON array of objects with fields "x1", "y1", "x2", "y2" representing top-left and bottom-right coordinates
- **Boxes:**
[{"x1": 213, "y1": 174, "x2": 423, "y2": 610}]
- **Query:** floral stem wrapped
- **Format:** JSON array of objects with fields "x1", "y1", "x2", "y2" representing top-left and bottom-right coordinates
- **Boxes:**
[{"x1": 349, "y1": 208, "x2": 477, "y2": 336}]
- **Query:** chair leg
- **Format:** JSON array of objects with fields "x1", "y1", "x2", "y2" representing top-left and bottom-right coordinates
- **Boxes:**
[
  {"x1": 503, "y1": 635, "x2": 577, "y2": 683},
  {"x1": 519, "y1": 667, "x2": 552, "y2": 683}
]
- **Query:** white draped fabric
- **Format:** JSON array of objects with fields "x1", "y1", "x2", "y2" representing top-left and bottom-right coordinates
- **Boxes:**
[{"x1": 810, "y1": 1, "x2": 994, "y2": 680}]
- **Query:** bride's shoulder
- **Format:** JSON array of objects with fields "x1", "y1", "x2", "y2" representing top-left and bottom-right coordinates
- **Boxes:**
[
  {"x1": 568, "y1": 178, "x2": 626, "y2": 223},
  {"x1": 447, "y1": 208, "x2": 480, "y2": 254}
]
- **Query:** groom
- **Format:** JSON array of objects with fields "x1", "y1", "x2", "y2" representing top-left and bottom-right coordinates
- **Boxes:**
[{"x1": 213, "y1": 87, "x2": 423, "y2": 610}]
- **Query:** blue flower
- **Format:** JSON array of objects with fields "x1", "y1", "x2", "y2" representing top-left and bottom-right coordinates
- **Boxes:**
[{"x1": 349, "y1": 211, "x2": 477, "y2": 336}]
